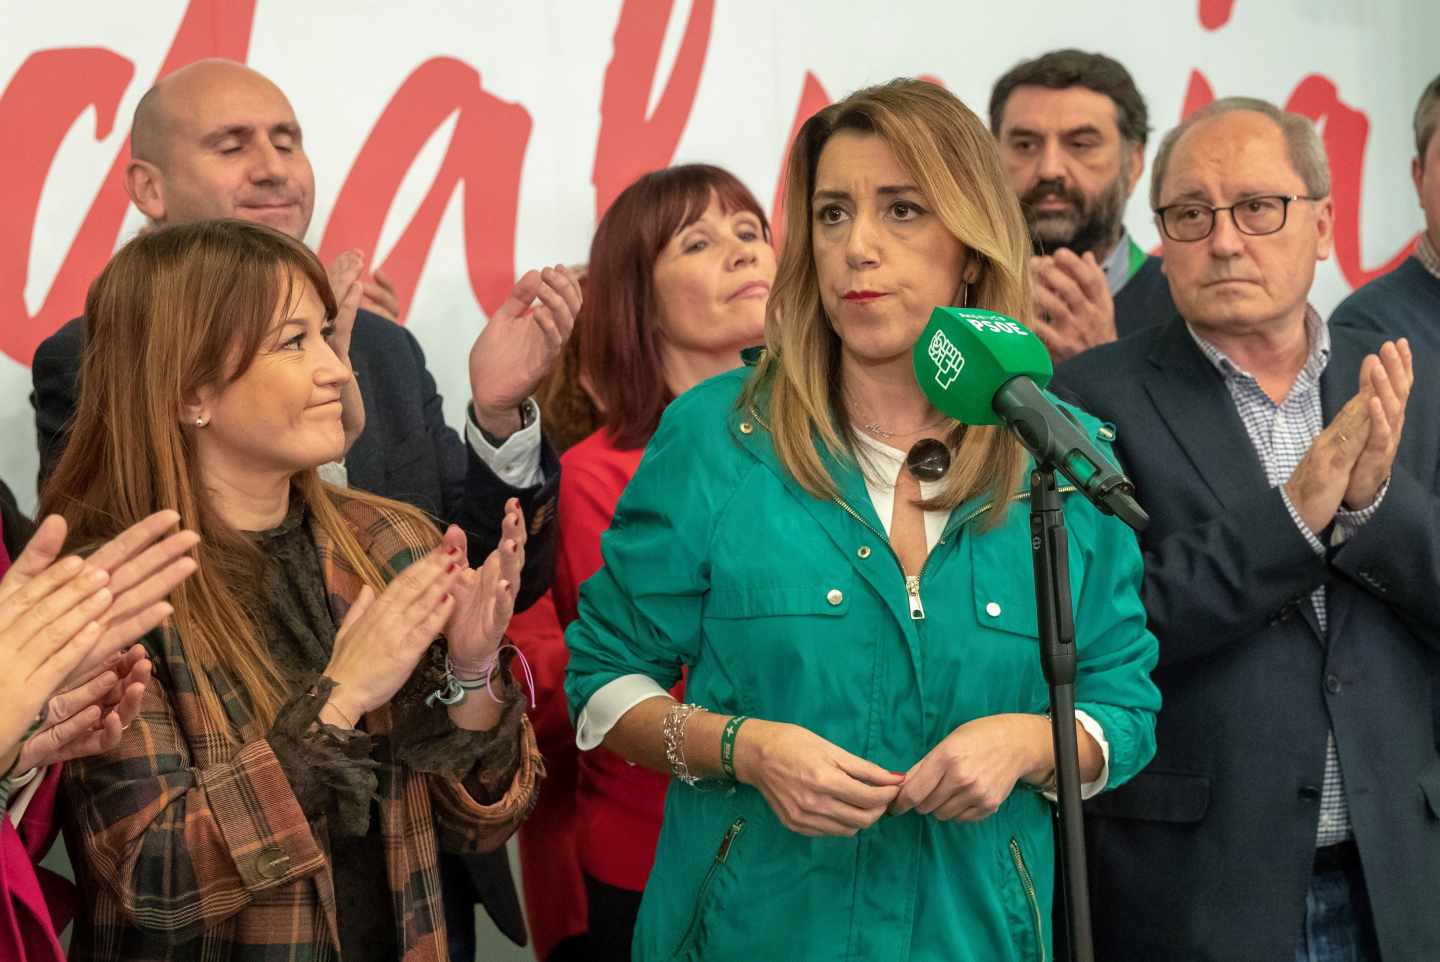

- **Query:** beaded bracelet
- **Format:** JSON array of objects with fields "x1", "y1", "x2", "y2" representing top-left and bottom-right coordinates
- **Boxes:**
[
  {"x1": 719, "y1": 715, "x2": 749, "y2": 781},
  {"x1": 662, "y1": 702, "x2": 706, "y2": 786}
]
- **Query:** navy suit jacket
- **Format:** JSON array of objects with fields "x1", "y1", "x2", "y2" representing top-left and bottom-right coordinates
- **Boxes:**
[
  {"x1": 1050, "y1": 319, "x2": 1440, "y2": 961},
  {"x1": 30, "y1": 307, "x2": 554, "y2": 945},
  {"x1": 1113, "y1": 254, "x2": 1178, "y2": 340}
]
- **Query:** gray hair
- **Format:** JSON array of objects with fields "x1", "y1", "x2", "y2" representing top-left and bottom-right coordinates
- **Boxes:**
[
  {"x1": 1414, "y1": 74, "x2": 1440, "y2": 160},
  {"x1": 1149, "y1": 97, "x2": 1330, "y2": 209}
]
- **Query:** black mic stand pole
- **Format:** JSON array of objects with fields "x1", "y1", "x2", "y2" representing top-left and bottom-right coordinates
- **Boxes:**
[{"x1": 1029, "y1": 466, "x2": 1093, "y2": 962}]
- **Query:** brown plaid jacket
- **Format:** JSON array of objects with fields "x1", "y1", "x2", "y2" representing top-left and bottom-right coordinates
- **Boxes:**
[{"x1": 62, "y1": 493, "x2": 543, "y2": 961}]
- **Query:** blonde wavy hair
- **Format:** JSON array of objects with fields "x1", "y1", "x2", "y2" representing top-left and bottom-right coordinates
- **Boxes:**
[{"x1": 742, "y1": 78, "x2": 1032, "y2": 526}]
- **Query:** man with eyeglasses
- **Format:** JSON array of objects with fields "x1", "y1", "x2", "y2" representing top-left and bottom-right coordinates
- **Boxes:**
[
  {"x1": 990, "y1": 49, "x2": 1176, "y2": 361},
  {"x1": 1050, "y1": 98, "x2": 1440, "y2": 961},
  {"x1": 1330, "y1": 74, "x2": 1440, "y2": 361}
]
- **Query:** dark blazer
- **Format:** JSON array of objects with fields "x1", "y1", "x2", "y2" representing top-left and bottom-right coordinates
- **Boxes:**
[
  {"x1": 1050, "y1": 319, "x2": 1440, "y2": 961},
  {"x1": 1113, "y1": 254, "x2": 1178, "y2": 340},
  {"x1": 0, "y1": 478, "x2": 33, "y2": 562},
  {"x1": 30, "y1": 308, "x2": 554, "y2": 946}
]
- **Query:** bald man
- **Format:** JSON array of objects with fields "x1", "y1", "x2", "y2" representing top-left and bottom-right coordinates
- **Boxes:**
[
  {"x1": 33, "y1": 59, "x2": 574, "y2": 599},
  {"x1": 30, "y1": 59, "x2": 572, "y2": 956}
]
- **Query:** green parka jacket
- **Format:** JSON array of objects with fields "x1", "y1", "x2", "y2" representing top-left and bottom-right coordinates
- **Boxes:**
[{"x1": 565, "y1": 366, "x2": 1160, "y2": 962}]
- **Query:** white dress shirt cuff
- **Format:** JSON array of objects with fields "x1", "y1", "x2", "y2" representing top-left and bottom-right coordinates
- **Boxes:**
[
  {"x1": 465, "y1": 400, "x2": 545, "y2": 489},
  {"x1": 1043, "y1": 709, "x2": 1110, "y2": 802},
  {"x1": 575, "y1": 674, "x2": 672, "y2": 750}
]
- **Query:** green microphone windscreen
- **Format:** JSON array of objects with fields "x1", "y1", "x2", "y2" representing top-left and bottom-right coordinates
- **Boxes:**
[{"x1": 912, "y1": 307, "x2": 1054, "y2": 425}]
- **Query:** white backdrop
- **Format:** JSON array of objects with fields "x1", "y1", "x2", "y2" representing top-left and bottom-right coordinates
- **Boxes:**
[{"x1": 2, "y1": 0, "x2": 1435, "y2": 512}]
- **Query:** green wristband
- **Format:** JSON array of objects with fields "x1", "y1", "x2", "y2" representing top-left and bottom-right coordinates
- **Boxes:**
[{"x1": 719, "y1": 715, "x2": 749, "y2": 781}]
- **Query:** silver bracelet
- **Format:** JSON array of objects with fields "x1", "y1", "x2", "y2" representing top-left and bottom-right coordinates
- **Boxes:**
[{"x1": 662, "y1": 702, "x2": 706, "y2": 786}]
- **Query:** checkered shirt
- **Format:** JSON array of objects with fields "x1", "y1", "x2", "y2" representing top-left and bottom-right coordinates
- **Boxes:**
[
  {"x1": 1415, "y1": 232, "x2": 1440, "y2": 280},
  {"x1": 1188, "y1": 306, "x2": 1384, "y2": 847}
]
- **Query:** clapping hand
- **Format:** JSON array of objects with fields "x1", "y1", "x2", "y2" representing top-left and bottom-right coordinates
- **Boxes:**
[
  {"x1": 440, "y1": 500, "x2": 525, "y2": 670},
  {"x1": 0, "y1": 510, "x2": 196, "y2": 769},
  {"x1": 469, "y1": 265, "x2": 583, "y2": 439},
  {"x1": 1284, "y1": 338, "x2": 1411, "y2": 533},
  {"x1": 1028, "y1": 249, "x2": 1117, "y2": 362},
  {"x1": 321, "y1": 548, "x2": 465, "y2": 726},
  {"x1": 16, "y1": 644, "x2": 152, "y2": 771},
  {"x1": 325, "y1": 249, "x2": 368, "y2": 455}
]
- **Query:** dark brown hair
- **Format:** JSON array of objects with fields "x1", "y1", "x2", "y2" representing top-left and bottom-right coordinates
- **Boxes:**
[
  {"x1": 989, "y1": 49, "x2": 1150, "y2": 148},
  {"x1": 1415, "y1": 73, "x2": 1440, "y2": 159},
  {"x1": 580, "y1": 164, "x2": 769, "y2": 450}
]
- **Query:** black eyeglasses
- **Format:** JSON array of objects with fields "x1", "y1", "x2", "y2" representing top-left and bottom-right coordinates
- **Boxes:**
[{"x1": 1153, "y1": 194, "x2": 1322, "y2": 242}]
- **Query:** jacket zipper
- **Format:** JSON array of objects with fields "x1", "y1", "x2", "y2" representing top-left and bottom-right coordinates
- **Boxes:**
[
  {"x1": 832, "y1": 484, "x2": 1080, "y2": 623},
  {"x1": 832, "y1": 496, "x2": 931, "y2": 620},
  {"x1": 672, "y1": 817, "x2": 746, "y2": 958},
  {"x1": 830, "y1": 496, "x2": 1000, "y2": 622},
  {"x1": 1008, "y1": 837, "x2": 1047, "y2": 962}
]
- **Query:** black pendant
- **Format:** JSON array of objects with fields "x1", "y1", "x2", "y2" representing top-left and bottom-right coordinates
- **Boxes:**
[{"x1": 905, "y1": 438, "x2": 951, "y2": 482}]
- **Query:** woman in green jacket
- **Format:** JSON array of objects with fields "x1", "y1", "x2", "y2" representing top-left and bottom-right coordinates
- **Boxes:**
[{"x1": 564, "y1": 78, "x2": 1160, "y2": 962}]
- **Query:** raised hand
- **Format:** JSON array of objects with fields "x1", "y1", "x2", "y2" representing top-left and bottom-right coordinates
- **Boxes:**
[
  {"x1": 732, "y1": 719, "x2": 904, "y2": 837},
  {"x1": 362, "y1": 268, "x2": 402, "y2": 321},
  {"x1": 78, "y1": 511, "x2": 199, "y2": 675},
  {"x1": 1344, "y1": 339, "x2": 1411, "y2": 510},
  {"x1": 439, "y1": 500, "x2": 524, "y2": 670},
  {"x1": 1, "y1": 517, "x2": 114, "y2": 761},
  {"x1": 17, "y1": 644, "x2": 152, "y2": 771},
  {"x1": 325, "y1": 248, "x2": 367, "y2": 454},
  {"x1": 1283, "y1": 383, "x2": 1377, "y2": 536},
  {"x1": 469, "y1": 264, "x2": 583, "y2": 439},
  {"x1": 1028, "y1": 249, "x2": 1117, "y2": 361},
  {"x1": 321, "y1": 549, "x2": 465, "y2": 726},
  {"x1": 0, "y1": 510, "x2": 196, "y2": 764}
]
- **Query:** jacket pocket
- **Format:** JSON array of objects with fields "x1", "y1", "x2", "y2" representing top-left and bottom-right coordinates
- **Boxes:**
[
  {"x1": 1083, "y1": 769, "x2": 1211, "y2": 823},
  {"x1": 670, "y1": 817, "x2": 747, "y2": 960},
  {"x1": 705, "y1": 573, "x2": 853, "y2": 620},
  {"x1": 1007, "y1": 837, "x2": 1047, "y2": 962},
  {"x1": 970, "y1": 537, "x2": 1040, "y2": 640}
]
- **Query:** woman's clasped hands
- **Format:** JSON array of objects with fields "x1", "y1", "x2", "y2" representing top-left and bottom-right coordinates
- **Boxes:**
[{"x1": 735, "y1": 713, "x2": 1067, "y2": 837}]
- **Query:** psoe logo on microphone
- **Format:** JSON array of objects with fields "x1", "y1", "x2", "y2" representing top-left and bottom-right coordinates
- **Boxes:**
[{"x1": 928, "y1": 329, "x2": 964, "y2": 389}]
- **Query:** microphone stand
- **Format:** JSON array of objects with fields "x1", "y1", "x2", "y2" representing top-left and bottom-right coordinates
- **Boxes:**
[{"x1": 1029, "y1": 466, "x2": 1092, "y2": 962}]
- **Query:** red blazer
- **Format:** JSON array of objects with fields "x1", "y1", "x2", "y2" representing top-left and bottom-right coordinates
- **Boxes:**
[{"x1": 1, "y1": 765, "x2": 73, "y2": 962}]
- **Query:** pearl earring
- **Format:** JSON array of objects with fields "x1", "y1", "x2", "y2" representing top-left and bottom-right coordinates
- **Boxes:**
[{"x1": 194, "y1": 416, "x2": 207, "y2": 428}]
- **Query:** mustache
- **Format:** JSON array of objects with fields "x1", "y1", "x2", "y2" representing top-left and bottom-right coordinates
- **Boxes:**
[{"x1": 1020, "y1": 179, "x2": 1087, "y2": 212}]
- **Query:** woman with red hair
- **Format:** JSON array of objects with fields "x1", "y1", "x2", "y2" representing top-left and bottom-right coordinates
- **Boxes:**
[{"x1": 555, "y1": 164, "x2": 775, "y2": 959}]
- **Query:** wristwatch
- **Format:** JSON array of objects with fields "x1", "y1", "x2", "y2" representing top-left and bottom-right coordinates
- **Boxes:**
[{"x1": 473, "y1": 398, "x2": 536, "y2": 447}]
